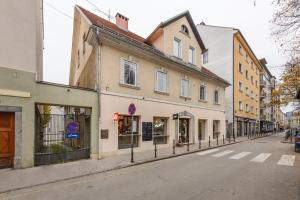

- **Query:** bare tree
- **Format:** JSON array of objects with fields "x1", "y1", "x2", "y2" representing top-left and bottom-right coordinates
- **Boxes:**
[{"x1": 271, "y1": 0, "x2": 300, "y2": 57}]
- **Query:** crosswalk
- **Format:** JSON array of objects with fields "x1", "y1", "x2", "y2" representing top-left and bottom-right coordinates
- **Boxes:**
[{"x1": 196, "y1": 149, "x2": 296, "y2": 167}]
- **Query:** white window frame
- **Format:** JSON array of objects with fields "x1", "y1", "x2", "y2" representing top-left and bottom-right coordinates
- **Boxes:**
[
  {"x1": 238, "y1": 81, "x2": 242, "y2": 91},
  {"x1": 239, "y1": 101, "x2": 243, "y2": 110},
  {"x1": 180, "y1": 78, "x2": 189, "y2": 98},
  {"x1": 203, "y1": 50, "x2": 208, "y2": 64},
  {"x1": 245, "y1": 87, "x2": 249, "y2": 96},
  {"x1": 155, "y1": 69, "x2": 168, "y2": 93},
  {"x1": 173, "y1": 37, "x2": 182, "y2": 58},
  {"x1": 120, "y1": 58, "x2": 138, "y2": 87},
  {"x1": 199, "y1": 84, "x2": 207, "y2": 101},
  {"x1": 213, "y1": 89, "x2": 219, "y2": 104},
  {"x1": 189, "y1": 46, "x2": 195, "y2": 64}
]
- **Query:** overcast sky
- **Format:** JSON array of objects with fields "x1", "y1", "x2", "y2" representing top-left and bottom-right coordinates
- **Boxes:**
[{"x1": 43, "y1": 0, "x2": 288, "y2": 85}]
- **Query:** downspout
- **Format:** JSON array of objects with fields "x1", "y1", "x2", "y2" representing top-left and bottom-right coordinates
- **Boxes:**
[
  {"x1": 95, "y1": 27, "x2": 102, "y2": 159},
  {"x1": 232, "y1": 34, "x2": 235, "y2": 139}
]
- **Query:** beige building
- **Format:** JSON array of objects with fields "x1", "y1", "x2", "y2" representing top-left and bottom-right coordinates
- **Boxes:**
[{"x1": 69, "y1": 6, "x2": 230, "y2": 156}]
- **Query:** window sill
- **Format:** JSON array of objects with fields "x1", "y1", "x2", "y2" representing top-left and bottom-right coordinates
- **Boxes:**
[
  {"x1": 239, "y1": 89, "x2": 243, "y2": 93},
  {"x1": 119, "y1": 83, "x2": 140, "y2": 90},
  {"x1": 198, "y1": 99, "x2": 207, "y2": 103},
  {"x1": 213, "y1": 102, "x2": 220, "y2": 105},
  {"x1": 180, "y1": 96, "x2": 191, "y2": 100},
  {"x1": 172, "y1": 55, "x2": 183, "y2": 60},
  {"x1": 154, "y1": 90, "x2": 169, "y2": 96}
]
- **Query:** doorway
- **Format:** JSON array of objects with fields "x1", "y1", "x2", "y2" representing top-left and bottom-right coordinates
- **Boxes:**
[
  {"x1": 0, "y1": 112, "x2": 15, "y2": 168},
  {"x1": 179, "y1": 118, "x2": 189, "y2": 143}
]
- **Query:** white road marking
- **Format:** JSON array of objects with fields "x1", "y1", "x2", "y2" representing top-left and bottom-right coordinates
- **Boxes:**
[
  {"x1": 229, "y1": 152, "x2": 251, "y2": 160},
  {"x1": 277, "y1": 155, "x2": 295, "y2": 166},
  {"x1": 250, "y1": 153, "x2": 272, "y2": 163},
  {"x1": 212, "y1": 150, "x2": 234, "y2": 158},
  {"x1": 196, "y1": 149, "x2": 220, "y2": 156}
]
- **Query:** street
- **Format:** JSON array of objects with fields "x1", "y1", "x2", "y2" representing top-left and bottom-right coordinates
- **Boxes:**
[{"x1": 1, "y1": 133, "x2": 299, "y2": 200}]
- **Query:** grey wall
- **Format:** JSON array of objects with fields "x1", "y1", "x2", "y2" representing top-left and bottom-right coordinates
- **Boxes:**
[
  {"x1": 197, "y1": 25, "x2": 234, "y2": 123},
  {"x1": 0, "y1": 67, "x2": 99, "y2": 168}
]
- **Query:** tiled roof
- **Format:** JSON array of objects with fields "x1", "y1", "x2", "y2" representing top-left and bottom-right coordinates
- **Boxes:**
[
  {"x1": 77, "y1": 6, "x2": 230, "y2": 86},
  {"x1": 78, "y1": 6, "x2": 145, "y2": 43}
]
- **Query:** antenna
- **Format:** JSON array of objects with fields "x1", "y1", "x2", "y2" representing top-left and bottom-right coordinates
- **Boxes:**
[{"x1": 85, "y1": 0, "x2": 114, "y2": 20}]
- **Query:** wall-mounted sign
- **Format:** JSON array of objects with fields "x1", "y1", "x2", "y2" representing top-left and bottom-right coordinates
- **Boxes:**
[
  {"x1": 101, "y1": 129, "x2": 109, "y2": 139},
  {"x1": 128, "y1": 103, "x2": 136, "y2": 116},
  {"x1": 173, "y1": 114, "x2": 179, "y2": 120},
  {"x1": 66, "y1": 119, "x2": 79, "y2": 139},
  {"x1": 113, "y1": 112, "x2": 119, "y2": 121},
  {"x1": 142, "y1": 122, "x2": 153, "y2": 141}
]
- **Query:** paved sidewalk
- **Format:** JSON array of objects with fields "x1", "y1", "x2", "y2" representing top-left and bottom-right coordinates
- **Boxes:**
[{"x1": 0, "y1": 133, "x2": 274, "y2": 194}]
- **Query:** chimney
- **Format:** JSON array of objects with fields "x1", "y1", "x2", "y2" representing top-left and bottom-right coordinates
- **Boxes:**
[{"x1": 115, "y1": 13, "x2": 129, "y2": 30}]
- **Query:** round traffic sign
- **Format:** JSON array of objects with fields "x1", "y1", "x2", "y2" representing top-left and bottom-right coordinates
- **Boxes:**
[{"x1": 128, "y1": 103, "x2": 136, "y2": 116}]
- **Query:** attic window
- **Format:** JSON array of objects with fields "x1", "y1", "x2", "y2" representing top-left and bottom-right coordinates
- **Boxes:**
[{"x1": 181, "y1": 25, "x2": 189, "y2": 35}]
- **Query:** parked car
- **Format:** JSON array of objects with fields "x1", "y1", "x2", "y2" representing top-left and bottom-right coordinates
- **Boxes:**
[{"x1": 294, "y1": 128, "x2": 300, "y2": 152}]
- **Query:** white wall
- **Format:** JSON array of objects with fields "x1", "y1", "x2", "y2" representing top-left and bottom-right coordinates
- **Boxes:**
[
  {"x1": 197, "y1": 25, "x2": 234, "y2": 123},
  {"x1": 0, "y1": 0, "x2": 43, "y2": 80}
]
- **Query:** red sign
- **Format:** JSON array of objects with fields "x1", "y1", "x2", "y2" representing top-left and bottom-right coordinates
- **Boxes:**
[{"x1": 113, "y1": 112, "x2": 119, "y2": 121}]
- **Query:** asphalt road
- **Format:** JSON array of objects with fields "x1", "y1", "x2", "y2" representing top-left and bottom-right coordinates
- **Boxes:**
[{"x1": 1, "y1": 133, "x2": 299, "y2": 200}]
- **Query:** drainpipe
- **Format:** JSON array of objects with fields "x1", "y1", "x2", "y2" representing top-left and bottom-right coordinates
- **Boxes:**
[{"x1": 95, "y1": 27, "x2": 102, "y2": 159}]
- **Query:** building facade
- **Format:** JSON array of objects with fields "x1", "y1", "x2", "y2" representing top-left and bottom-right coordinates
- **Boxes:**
[
  {"x1": 69, "y1": 7, "x2": 230, "y2": 157},
  {"x1": 197, "y1": 24, "x2": 262, "y2": 138},
  {"x1": 259, "y1": 58, "x2": 276, "y2": 133}
]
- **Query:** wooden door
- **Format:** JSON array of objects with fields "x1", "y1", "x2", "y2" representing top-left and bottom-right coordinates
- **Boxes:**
[{"x1": 0, "y1": 112, "x2": 15, "y2": 168}]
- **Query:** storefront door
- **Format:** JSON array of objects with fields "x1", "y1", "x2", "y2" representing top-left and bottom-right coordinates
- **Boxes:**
[
  {"x1": 0, "y1": 112, "x2": 15, "y2": 168},
  {"x1": 179, "y1": 118, "x2": 189, "y2": 143}
]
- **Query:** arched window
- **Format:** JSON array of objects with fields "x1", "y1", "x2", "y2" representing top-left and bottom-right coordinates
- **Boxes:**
[{"x1": 181, "y1": 25, "x2": 189, "y2": 35}]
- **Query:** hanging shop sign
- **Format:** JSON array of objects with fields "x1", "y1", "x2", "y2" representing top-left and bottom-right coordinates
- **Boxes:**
[{"x1": 113, "y1": 112, "x2": 119, "y2": 121}]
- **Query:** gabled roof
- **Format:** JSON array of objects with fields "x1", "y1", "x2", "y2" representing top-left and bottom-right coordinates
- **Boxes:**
[
  {"x1": 146, "y1": 10, "x2": 206, "y2": 52},
  {"x1": 76, "y1": 6, "x2": 229, "y2": 86}
]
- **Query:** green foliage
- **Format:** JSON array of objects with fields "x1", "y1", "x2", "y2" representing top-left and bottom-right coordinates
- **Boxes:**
[{"x1": 42, "y1": 105, "x2": 52, "y2": 128}]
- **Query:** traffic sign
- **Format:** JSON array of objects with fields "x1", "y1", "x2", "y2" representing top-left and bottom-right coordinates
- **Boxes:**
[{"x1": 128, "y1": 103, "x2": 136, "y2": 116}]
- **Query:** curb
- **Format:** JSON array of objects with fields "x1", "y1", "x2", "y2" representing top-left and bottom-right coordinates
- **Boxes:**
[{"x1": 0, "y1": 135, "x2": 271, "y2": 194}]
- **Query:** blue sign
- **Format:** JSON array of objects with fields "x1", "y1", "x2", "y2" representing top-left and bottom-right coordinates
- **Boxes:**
[
  {"x1": 66, "y1": 121, "x2": 79, "y2": 139},
  {"x1": 128, "y1": 103, "x2": 136, "y2": 116}
]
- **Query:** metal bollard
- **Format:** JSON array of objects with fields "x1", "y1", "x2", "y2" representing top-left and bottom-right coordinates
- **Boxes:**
[
  {"x1": 131, "y1": 143, "x2": 134, "y2": 163},
  {"x1": 217, "y1": 134, "x2": 219, "y2": 146},
  {"x1": 199, "y1": 139, "x2": 201, "y2": 149},
  {"x1": 173, "y1": 139, "x2": 175, "y2": 154},
  {"x1": 209, "y1": 136, "x2": 211, "y2": 147},
  {"x1": 187, "y1": 139, "x2": 189, "y2": 152},
  {"x1": 229, "y1": 133, "x2": 231, "y2": 143},
  {"x1": 223, "y1": 135, "x2": 225, "y2": 144},
  {"x1": 154, "y1": 140, "x2": 157, "y2": 158},
  {"x1": 233, "y1": 133, "x2": 236, "y2": 142}
]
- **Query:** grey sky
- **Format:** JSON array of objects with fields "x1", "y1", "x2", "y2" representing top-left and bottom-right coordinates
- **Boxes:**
[{"x1": 43, "y1": 0, "x2": 288, "y2": 85}]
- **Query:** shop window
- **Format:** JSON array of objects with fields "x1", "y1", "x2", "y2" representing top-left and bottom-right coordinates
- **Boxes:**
[
  {"x1": 213, "y1": 120, "x2": 220, "y2": 139},
  {"x1": 198, "y1": 119, "x2": 206, "y2": 140},
  {"x1": 118, "y1": 115, "x2": 139, "y2": 149},
  {"x1": 153, "y1": 117, "x2": 168, "y2": 144}
]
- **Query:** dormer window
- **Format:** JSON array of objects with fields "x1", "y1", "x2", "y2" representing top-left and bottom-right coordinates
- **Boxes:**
[{"x1": 181, "y1": 25, "x2": 189, "y2": 36}]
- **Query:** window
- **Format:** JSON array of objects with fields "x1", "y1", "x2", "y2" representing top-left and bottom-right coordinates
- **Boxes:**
[
  {"x1": 251, "y1": 61, "x2": 254, "y2": 69},
  {"x1": 153, "y1": 117, "x2": 168, "y2": 144},
  {"x1": 245, "y1": 87, "x2": 249, "y2": 96},
  {"x1": 251, "y1": 90, "x2": 254, "y2": 98},
  {"x1": 239, "y1": 101, "x2": 243, "y2": 110},
  {"x1": 245, "y1": 70, "x2": 249, "y2": 79},
  {"x1": 214, "y1": 90, "x2": 219, "y2": 104},
  {"x1": 189, "y1": 46, "x2": 195, "y2": 64},
  {"x1": 173, "y1": 37, "x2": 181, "y2": 58},
  {"x1": 246, "y1": 54, "x2": 249, "y2": 62},
  {"x1": 255, "y1": 80, "x2": 258, "y2": 87},
  {"x1": 251, "y1": 76, "x2": 254, "y2": 84},
  {"x1": 198, "y1": 120, "x2": 206, "y2": 140},
  {"x1": 251, "y1": 106, "x2": 254, "y2": 113},
  {"x1": 239, "y1": 45, "x2": 243, "y2": 54},
  {"x1": 213, "y1": 120, "x2": 220, "y2": 139},
  {"x1": 118, "y1": 115, "x2": 139, "y2": 149},
  {"x1": 181, "y1": 25, "x2": 189, "y2": 35},
  {"x1": 199, "y1": 85, "x2": 206, "y2": 101},
  {"x1": 121, "y1": 59, "x2": 137, "y2": 86},
  {"x1": 239, "y1": 63, "x2": 242, "y2": 73},
  {"x1": 203, "y1": 50, "x2": 208, "y2": 64},
  {"x1": 245, "y1": 104, "x2": 249, "y2": 112},
  {"x1": 83, "y1": 33, "x2": 86, "y2": 54},
  {"x1": 155, "y1": 70, "x2": 167, "y2": 93},
  {"x1": 238, "y1": 81, "x2": 242, "y2": 91},
  {"x1": 181, "y1": 79, "x2": 189, "y2": 97},
  {"x1": 256, "y1": 108, "x2": 258, "y2": 114}
]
